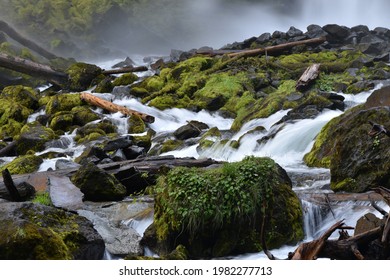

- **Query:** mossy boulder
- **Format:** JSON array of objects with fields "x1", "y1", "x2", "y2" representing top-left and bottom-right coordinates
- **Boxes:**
[
  {"x1": 0, "y1": 119, "x2": 24, "y2": 139},
  {"x1": 0, "y1": 202, "x2": 104, "y2": 259},
  {"x1": 65, "y1": 63, "x2": 102, "y2": 92},
  {"x1": 304, "y1": 105, "x2": 390, "y2": 192},
  {"x1": 0, "y1": 155, "x2": 43, "y2": 174},
  {"x1": 71, "y1": 106, "x2": 100, "y2": 126},
  {"x1": 112, "y1": 73, "x2": 138, "y2": 87},
  {"x1": 74, "y1": 121, "x2": 117, "y2": 144},
  {"x1": 45, "y1": 93, "x2": 84, "y2": 115},
  {"x1": 1, "y1": 85, "x2": 39, "y2": 110},
  {"x1": 147, "y1": 156, "x2": 303, "y2": 258},
  {"x1": 70, "y1": 162, "x2": 127, "y2": 201},
  {"x1": 128, "y1": 114, "x2": 146, "y2": 134},
  {"x1": 15, "y1": 122, "x2": 56, "y2": 155},
  {"x1": 0, "y1": 99, "x2": 33, "y2": 126},
  {"x1": 49, "y1": 112, "x2": 74, "y2": 132}
]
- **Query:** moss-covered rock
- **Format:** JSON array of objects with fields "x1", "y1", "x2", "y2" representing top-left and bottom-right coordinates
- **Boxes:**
[
  {"x1": 49, "y1": 112, "x2": 74, "y2": 132},
  {"x1": 71, "y1": 106, "x2": 100, "y2": 126},
  {"x1": 0, "y1": 99, "x2": 33, "y2": 126},
  {"x1": 148, "y1": 156, "x2": 303, "y2": 258},
  {"x1": 1, "y1": 85, "x2": 39, "y2": 110},
  {"x1": 45, "y1": 93, "x2": 84, "y2": 115},
  {"x1": 0, "y1": 154, "x2": 43, "y2": 174},
  {"x1": 65, "y1": 62, "x2": 102, "y2": 91},
  {"x1": 0, "y1": 202, "x2": 104, "y2": 259},
  {"x1": 128, "y1": 114, "x2": 146, "y2": 134},
  {"x1": 112, "y1": 73, "x2": 138, "y2": 87},
  {"x1": 304, "y1": 105, "x2": 390, "y2": 192},
  {"x1": 74, "y1": 120, "x2": 117, "y2": 144},
  {"x1": 0, "y1": 119, "x2": 24, "y2": 139},
  {"x1": 71, "y1": 162, "x2": 127, "y2": 201},
  {"x1": 15, "y1": 122, "x2": 56, "y2": 155}
]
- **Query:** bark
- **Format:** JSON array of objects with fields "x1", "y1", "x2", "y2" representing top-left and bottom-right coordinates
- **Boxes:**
[
  {"x1": 80, "y1": 92, "x2": 155, "y2": 123},
  {"x1": 0, "y1": 20, "x2": 58, "y2": 60},
  {"x1": 223, "y1": 37, "x2": 326, "y2": 58},
  {"x1": 296, "y1": 63, "x2": 321, "y2": 90},
  {"x1": 102, "y1": 66, "x2": 148, "y2": 75},
  {"x1": 0, "y1": 52, "x2": 68, "y2": 85}
]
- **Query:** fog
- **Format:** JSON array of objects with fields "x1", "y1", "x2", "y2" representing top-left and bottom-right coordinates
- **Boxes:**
[{"x1": 111, "y1": 0, "x2": 390, "y2": 56}]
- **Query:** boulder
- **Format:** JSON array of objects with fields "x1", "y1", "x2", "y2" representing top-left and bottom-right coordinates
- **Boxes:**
[
  {"x1": 145, "y1": 156, "x2": 303, "y2": 259},
  {"x1": 304, "y1": 105, "x2": 390, "y2": 192},
  {"x1": 174, "y1": 121, "x2": 209, "y2": 140},
  {"x1": 0, "y1": 154, "x2": 43, "y2": 175},
  {"x1": 0, "y1": 202, "x2": 104, "y2": 259},
  {"x1": 71, "y1": 162, "x2": 127, "y2": 201},
  {"x1": 16, "y1": 121, "x2": 57, "y2": 155},
  {"x1": 364, "y1": 85, "x2": 390, "y2": 108}
]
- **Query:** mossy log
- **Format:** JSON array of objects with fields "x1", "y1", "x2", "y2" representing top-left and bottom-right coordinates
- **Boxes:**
[{"x1": 80, "y1": 92, "x2": 155, "y2": 123}]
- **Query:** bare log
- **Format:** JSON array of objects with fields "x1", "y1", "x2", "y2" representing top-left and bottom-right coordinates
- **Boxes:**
[
  {"x1": 296, "y1": 63, "x2": 321, "y2": 90},
  {"x1": 0, "y1": 53, "x2": 67, "y2": 85},
  {"x1": 290, "y1": 220, "x2": 345, "y2": 260},
  {"x1": 80, "y1": 92, "x2": 155, "y2": 123},
  {"x1": 102, "y1": 66, "x2": 148, "y2": 75},
  {"x1": 0, "y1": 20, "x2": 58, "y2": 60},
  {"x1": 226, "y1": 37, "x2": 326, "y2": 58},
  {"x1": 2, "y1": 168, "x2": 22, "y2": 202}
]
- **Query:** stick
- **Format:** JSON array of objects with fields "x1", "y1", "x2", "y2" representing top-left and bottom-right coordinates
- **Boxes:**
[
  {"x1": 2, "y1": 168, "x2": 22, "y2": 202},
  {"x1": 102, "y1": 66, "x2": 148, "y2": 75},
  {"x1": 80, "y1": 92, "x2": 155, "y2": 123}
]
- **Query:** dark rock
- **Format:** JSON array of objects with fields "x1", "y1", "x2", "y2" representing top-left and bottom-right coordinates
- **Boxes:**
[
  {"x1": 123, "y1": 145, "x2": 146, "y2": 160},
  {"x1": 173, "y1": 121, "x2": 209, "y2": 140},
  {"x1": 71, "y1": 162, "x2": 127, "y2": 201},
  {"x1": 362, "y1": 41, "x2": 389, "y2": 56},
  {"x1": 103, "y1": 137, "x2": 133, "y2": 152},
  {"x1": 364, "y1": 85, "x2": 390, "y2": 108},
  {"x1": 351, "y1": 25, "x2": 370, "y2": 34},
  {"x1": 0, "y1": 202, "x2": 104, "y2": 259},
  {"x1": 111, "y1": 85, "x2": 131, "y2": 96},
  {"x1": 286, "y1": 26, "x2": 303, "y2": 38},
  {"x1": 272, "y1": 30, "x2": 286, "y2": 39},
  {"x1": 354, "y1": 213, "x2": 384, "y2": 235},
  {"x1": 306, "y1": 24, "x2": 328, "y2": 39},
  {"x1": 256, "y1": 32, "x2": 272, "y2": 44},
  {"x1": 373, "y1": 53, "x2": 390, "y2": 62},
  {"x1": 112, "y1": 57, "x2": 135, "y2": 68},
  {"x1": 55, "y1": 159, "x2": 81, "y2": 170},
  {"x1": 373, "y1": 27, "x2": 390, "y2": 39},
  {"x1": 322, "y1": 24, "x2": 351, "y2": 42},
  {"x1": 75, "y1": 146, "x2": 109, "y2": 165}
]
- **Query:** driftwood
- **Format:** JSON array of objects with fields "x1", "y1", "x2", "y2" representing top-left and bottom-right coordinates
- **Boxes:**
[
  {"x1": 199, "y1": 37, "x2": 326, "y2": 59},
  {"x1": 262, "y1": 186, "x2": 390, "y2": 260},
  {"x1": 2, "y1": 169, "x2": 22, "y2": 202},
  {"x1": 80, "y1": 92, "x2": 155, "y2": 123},
  {"x1": 296, "y1": 63, "x2": 321, "y2": 90},
  {"x1": 0, "y1": 20, "x2": 58, "y2": 60}
]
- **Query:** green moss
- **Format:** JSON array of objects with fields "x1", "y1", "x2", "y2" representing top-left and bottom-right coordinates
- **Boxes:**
[
  {"x1": 65, "y1": 62, "x2": 102, "y2": 91},
  {"x1": 129, "y1": 87, "x2": 149, "y2": 98},
  {"x1": 49, "y1": 112, "x2": 74, "y2": 131},
  {"x1": 0, "y1": 119, "x2": 23, "y2": 138},
  {"x1": 146, "y1": 76, "x2": 165, "y2": 92},
  {"x1": 0, "y1": 99, "x2": 33, "y2": 126},
  {"x1": 112, "y1": 73, "x2": 138, "y2": 86},
  {"x1": 1, "y1": 85, "x2": 39, "y2": 109},
  {"x1": 16, "y1": 121, "x2": 57, "y2": 154},
  {"x1": 128, "y1": 114, "x2": 146, "y2": 134},
  {"x1": 331, "y1": 178, "x2": 358, "y2": 192},
  {"x1": 161, "y1": 139, "x2": 183, "y2": 154},
  {"x1": 0, "y1": 155, "x2": 43, "y2": 174},
  {"x1": 46, "y1": 93, "x2": 84, "y2": 115},
  {"x1": 71, "y1": 106, "x2": 100, "y2": 126},
  {"x1": 32, "y1": 191, "x2": 53, "y2": 206}
]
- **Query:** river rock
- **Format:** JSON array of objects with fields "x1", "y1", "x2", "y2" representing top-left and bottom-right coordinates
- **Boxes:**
[
  {"x1": 48, "y1": 175, "x2": 84, "y2": 211},
  {"x1": 16, "y1": 121, "x2": 56, "y2": 155},
  {"x1": 173, "y1": 120, "x2": 209, "y2": 140},
  {"x1": 70, "y1": 162, "x2": 127, "y2": 201},
  {"x1": 364, "y1": 85, "x2": 390, "y2": 108},
  {"x1": 0, "y1": 201, "x2": 104, "y2": 259},
  {"x1": 304, "y1": 105, "x2": 390, "y2": 193}
]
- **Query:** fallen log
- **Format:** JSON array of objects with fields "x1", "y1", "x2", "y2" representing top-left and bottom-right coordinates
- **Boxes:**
[
  {"x1": 0, "y1": 156, "x2": 221, "y2": 194},
  {"x1": 102, "y1": 66, "x2": 148, "y2": 75},
  {"x1": 296, "y1": 63, "x2": 321, "y2": 90},
  {"x1": 226, "y1": 37, "x2": 326, "y2": 58},
  {"x1": 80, "y1": 92, "x2": 155, "y2": 123},
  {"x1": 0, "y1": 52, "x2": 68, "y2": 86},
  {"x1": 0, "y1": 20, "x2": 58, "y2": 60}
]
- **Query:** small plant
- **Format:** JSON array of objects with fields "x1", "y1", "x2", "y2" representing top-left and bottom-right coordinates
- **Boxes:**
[
  {"x1": 32, "y1": 191, "x2": 52, "y2": 206},
  {"x1": 373, "y1": 135, "x2": 381, "y2": 149}
]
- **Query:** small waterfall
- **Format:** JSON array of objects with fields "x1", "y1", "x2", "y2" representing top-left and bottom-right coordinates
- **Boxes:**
[{"x1": 301, "y1": 200, "x2": 327, "y2": 240}]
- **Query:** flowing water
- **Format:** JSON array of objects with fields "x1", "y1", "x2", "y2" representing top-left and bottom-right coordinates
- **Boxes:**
[{"x1": 23, "y1": 57, "x2": 389, "y2": 259}]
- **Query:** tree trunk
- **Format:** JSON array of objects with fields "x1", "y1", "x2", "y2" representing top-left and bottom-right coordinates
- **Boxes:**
[
  {"x1": 0, "y1": 20, "x2": 58, "y2": 60},
  {"x1": 0, "y1": 52, "x2": 68, "y2": 86},
  {"x1": 225, "y1": 37, "x2": 326, "y2": 58},
  {"x1": 80, "y1": 92, "x2": 155, "y2": 123}
]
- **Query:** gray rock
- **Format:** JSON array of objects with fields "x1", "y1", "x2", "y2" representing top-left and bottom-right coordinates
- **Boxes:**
[{"x1": 48, "y1": 175, "x2": 84, "y2": 211}]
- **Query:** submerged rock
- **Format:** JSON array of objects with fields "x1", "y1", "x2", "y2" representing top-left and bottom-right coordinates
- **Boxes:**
[{"x1": 0, "y1": 201, "x2": 104, "y2": 259}]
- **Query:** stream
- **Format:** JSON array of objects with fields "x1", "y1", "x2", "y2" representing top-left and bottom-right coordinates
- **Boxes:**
[{"x1": 17, "y1": 57, "x2": 390, "y2": 259}]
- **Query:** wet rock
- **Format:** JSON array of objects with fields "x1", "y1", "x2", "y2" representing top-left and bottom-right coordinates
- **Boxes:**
[
  {"x1": 65, "y1": 62, "x2": 102, "y2": 92},
  {"x1": 55, "y1": 159, "x2": 81, "y2": 170},
  {"x1": 48, "y1": 175, "x2": 84, "y2": 211},
  {"x1": 71, "y1": 162, "x2": 127, "y2": 202},
  {"x1": 173, "y1": 121, "x2": 209, "y2": 140},
  {"x1": 287, "y1": 26, "x2": 303, "y2": 38},
  {"x1": 322, "y1": 24, "x2": 351, "y2": 42},
  {"x1": 305, "y1": 24, "x2": 328, "y2": 39},
  {"x1": 364, "y1": 85, "x2": 390, "y2": 108},
  {"x1": 256, "y1": 32, "x2": 271, "y2": 44},
  {"x1": 112, "y1": 57, "x2": 135, "y2": 68},
  {"x1": 354, "y1": 213, "x2": 384, "y2": 235},
  {"x1": 0, "y1": 202, "x2": 104, "y2": 259},
  {"x1": 103, "y1": 136, "x2": 133, "y2": 152},
  {"x1": 123, "y1": 145, "x2": 146, "y2": 160},
  {"x1": 0, "y1": 154, "x2": 43, "y2": 175}
]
